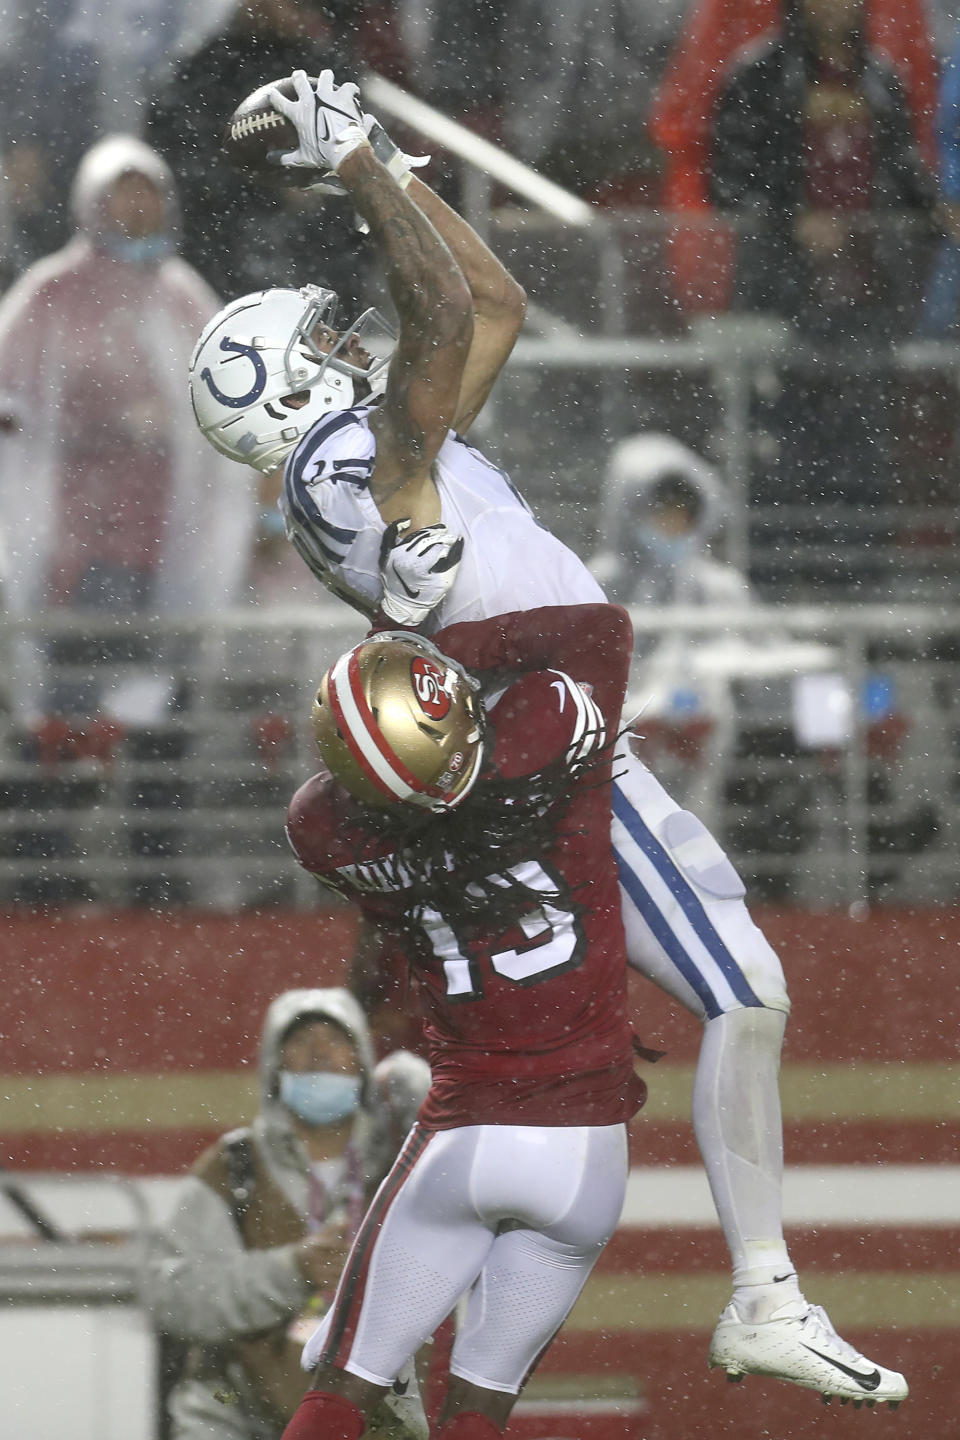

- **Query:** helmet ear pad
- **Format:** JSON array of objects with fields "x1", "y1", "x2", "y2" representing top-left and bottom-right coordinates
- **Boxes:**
[{"x1": 312, "y1": 637, "x2": 485, "y2": 812}]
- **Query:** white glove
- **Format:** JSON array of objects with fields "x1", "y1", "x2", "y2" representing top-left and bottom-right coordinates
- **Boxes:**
[
  {"x1": 268, "y1": 69, "x2": 370, "y2": 173},
  {"x1": 378, "y1": 519, "x2": 464, "y2": 626},
  {"x1": 308, "y1": 116, "x2": 431, "y2": 197}
]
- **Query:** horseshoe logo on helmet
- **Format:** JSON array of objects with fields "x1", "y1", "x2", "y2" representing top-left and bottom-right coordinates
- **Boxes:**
[
  {"x1": 411, "y1": 657, "x2": 452, "y2": 720},
  {"x1": 200, "y1": 336, "x2": 268, "y2": 409}
]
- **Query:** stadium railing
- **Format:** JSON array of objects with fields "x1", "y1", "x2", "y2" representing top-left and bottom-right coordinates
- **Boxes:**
[{"x1": 0, "y1": 603, "x2": 955, "y2": 910}]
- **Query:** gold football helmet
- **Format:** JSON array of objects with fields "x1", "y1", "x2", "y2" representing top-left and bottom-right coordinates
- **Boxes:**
[{"x1": 312, "y1": 633, "x2": 486, "y2": 811}]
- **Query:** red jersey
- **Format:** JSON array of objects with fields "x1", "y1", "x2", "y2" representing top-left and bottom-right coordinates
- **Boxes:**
[{"x1": 287, "y1": 604, "x2": 646, "y2": 1130}]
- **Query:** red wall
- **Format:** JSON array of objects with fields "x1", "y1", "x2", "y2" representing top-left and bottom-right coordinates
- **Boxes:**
[
  {"x1": 3, "y1": 906, "x2": 957, "y2": 1438},
  {"x1": 2, "y1": 905, "x2": 957, "y2": 1171}
]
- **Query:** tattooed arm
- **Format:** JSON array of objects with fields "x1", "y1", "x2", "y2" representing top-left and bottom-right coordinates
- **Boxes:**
[
  {"x1": 403, "y1": 176, "x2": 527, "y2": 436},
  {"x1": 336, "y1": 146, "x2": 474, "y2": 524}
]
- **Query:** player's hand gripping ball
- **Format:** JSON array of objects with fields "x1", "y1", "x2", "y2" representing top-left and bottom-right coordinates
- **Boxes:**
[{"x1": 223, "y1": 76, "x2": 335, "y2": 191}]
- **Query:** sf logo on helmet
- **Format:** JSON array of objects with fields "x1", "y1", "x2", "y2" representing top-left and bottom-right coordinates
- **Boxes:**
[{"x1": 411, "y1": 657, "x2": 451, "y2": 720}]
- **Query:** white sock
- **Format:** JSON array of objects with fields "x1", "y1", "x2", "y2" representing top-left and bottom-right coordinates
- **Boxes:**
[{"x1": 693, "y1": 1007, "x2": 802, "y2": 1311}]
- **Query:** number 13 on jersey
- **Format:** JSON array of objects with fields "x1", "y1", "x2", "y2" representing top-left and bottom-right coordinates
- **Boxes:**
[{"x1": 419, "y1": 860, "x2": 586, "y2": 1001}]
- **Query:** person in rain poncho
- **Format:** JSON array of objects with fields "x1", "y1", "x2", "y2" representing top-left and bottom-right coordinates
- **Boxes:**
[
  {"x1": 147, "y1": 986, "x2": 431, "y2": 1440},
  {"x1": 0, "y1": 133, "x2": 257, "y2": 730}
]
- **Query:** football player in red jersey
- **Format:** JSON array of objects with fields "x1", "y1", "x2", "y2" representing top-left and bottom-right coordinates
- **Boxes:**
[
  {"x1": 281, "y1": 603, "x2": 646, "y2": 1440},
  {"x1": 191, "y1": 72, "x2": 907, "y2": 1409}
]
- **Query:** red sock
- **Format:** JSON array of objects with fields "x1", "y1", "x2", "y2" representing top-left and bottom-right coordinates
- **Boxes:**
[
  {"x1": 281, "y1": 1389, "x2": 366, "y2": 1440},
  {"x1": 433, "y1": 1413, "x2": 504, "y2": 1439}
]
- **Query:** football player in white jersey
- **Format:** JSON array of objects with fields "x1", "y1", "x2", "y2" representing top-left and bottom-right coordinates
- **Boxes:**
[{"x1": 189, "y1": 70, "x2": 907, "y2": 1410}]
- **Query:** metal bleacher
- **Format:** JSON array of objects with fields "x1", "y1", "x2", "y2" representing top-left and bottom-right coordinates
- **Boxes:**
[
  {"x1": 0, "y1": 601, "x2": 957, "y2": 912},
  {"x1": 2, "y1": 76, "x2": 959, "y2": 914}
]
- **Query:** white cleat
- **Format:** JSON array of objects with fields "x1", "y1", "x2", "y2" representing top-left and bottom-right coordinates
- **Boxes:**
[{"x1": 708, "y1": 1299, "x2": 908, "y2": 1406}]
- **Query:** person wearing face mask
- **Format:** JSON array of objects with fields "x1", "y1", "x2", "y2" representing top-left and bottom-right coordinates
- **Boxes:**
[
  {"x1": 147, "y1": 987, "x2": 431, "y2": 1440},
  {"x1": 590, "y1": 433, "x2": 750, "y2": 612},
  {"x1": 589, "y1": 434, "x2": 753, "y2": 830},
  {"x1": 0, "y1": 133, "x2": 257, "y2": 743}
]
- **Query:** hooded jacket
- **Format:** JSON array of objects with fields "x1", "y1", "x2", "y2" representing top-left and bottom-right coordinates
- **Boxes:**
[
  {"x1": 147, "y1": 987, "x2": 429, "y2": 1440},
  {"x1": 589, "y1": 433, "x2": 750, "y2": 610},
  {"x1": 0, "y1": 134, "x2": 257, "y2": 722}
]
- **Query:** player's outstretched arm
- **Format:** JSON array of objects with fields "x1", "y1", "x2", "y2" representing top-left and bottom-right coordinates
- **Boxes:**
[
  {"x1": 270, "y1": 72, "x2": 474, "y2": 524},
  {"x1": 404, "y1": 173, "x2": 527, "y2": 435},
  {"x1": 339, "y1": 148, "x2": 474, "y2": 520}
]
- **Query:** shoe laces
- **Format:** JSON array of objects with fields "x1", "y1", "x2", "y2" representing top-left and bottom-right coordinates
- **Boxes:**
[{"x1": 799, "y1": 1304, "x2": 868, "y2": 1365}]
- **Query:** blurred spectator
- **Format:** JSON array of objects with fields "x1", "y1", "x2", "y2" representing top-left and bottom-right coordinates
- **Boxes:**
[
  {"x1": 0, "y1": 135, "x2": 256, "y2": 732},
  {"x1": 143, "y1": 0, "x2": 397, "y2": 305},
  {"x1": 425, "y1": 0, "x2": 687, "y2": 200},
  {"x1": 653, "y1": 0, "x2": 940, "y2": 210},
  {"x1": 148, "y1": 987, "x2": 430, "y2": 1440},
  {"x1": 590, "y1": 433, "x2": 748, "y2": 609},
  {"x1": 650, "y1": 0, "x2": 941, "y2": 316},
  {"x1": 698, "y1": 0, "x2": 955, "y2": 586},
  {"x1": 709, "y1": 0, "x2": 945, "y2": 339},
  {"x1": 589, "y1": 433, "x2": 750, "y2": 827}
]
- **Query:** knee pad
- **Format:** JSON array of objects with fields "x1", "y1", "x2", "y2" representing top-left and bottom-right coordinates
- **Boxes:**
[
  {"x1": 659, "y1": 810, "x2": 746, "y2": 901},
  {"x1": 659, "y1": 811, "x2": 790, "y2": 1015}
]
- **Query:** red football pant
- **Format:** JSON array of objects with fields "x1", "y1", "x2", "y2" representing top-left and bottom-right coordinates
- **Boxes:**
[{"x1": 280, "y1": 1389, "x2": 366, "y2": 1440}]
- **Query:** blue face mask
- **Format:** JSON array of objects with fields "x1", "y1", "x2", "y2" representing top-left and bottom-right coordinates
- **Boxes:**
[
  {"x1": 278, "y1": 1070, "x2": 362, "y2": 1127},
  {"x1": 102, "y1": 232, "x2": 174, "y2": 266},
  {"x1": 634, "y1": 523, "x2": 699, "y2": 567}
]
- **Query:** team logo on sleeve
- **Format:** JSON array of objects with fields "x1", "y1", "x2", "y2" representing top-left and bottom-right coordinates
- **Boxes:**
[{"x1": 411, "y1": 657, "x2": 451, "y2": 720}]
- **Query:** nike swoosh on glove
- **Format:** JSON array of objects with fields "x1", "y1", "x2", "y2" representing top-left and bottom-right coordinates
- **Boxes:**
[
  {"x1": 378, "y1": 519, "x2": 465, "y2": 626},
  {"x1": 268, "y1": 69, "x2": 369, "y2": 173}
]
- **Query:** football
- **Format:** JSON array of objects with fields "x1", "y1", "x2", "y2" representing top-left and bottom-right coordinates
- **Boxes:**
[{"x1": 223, "y1": 76, "x2": 326, "y2": 189}]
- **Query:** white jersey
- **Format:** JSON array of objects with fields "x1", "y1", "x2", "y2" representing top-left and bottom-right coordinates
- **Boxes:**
[{"x1": 279, "y1": 406, "x2": 603, "y2": 627}]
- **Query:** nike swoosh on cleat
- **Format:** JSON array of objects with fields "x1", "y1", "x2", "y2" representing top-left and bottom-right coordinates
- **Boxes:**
[{"x1": 801, "y1": 1345, "x2": 882, "y2": 1391}]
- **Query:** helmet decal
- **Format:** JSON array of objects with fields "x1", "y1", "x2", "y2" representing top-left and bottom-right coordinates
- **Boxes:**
[
  {"x1": 411, "y1": 657, "x2": 451, "y2": 720},
  {"x1": 327, "y1": 648, "x2": 427, "y2": 805},
  {"x1": 189, "y1": 286, "x2": 397, "y2": 473},
  {"x1": 314, "y1": 635, "x2": 485, "y2": 812},
  {"x1": 200, "y1": 335, "x2": 268, "y2": 409}
]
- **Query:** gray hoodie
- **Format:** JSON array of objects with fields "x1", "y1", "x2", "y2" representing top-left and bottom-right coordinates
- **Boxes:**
[
  {"x1": 589, "y1": 433, "x2": 750, "y2": 610},
  {"x1": 147, "y1": 987, "x2": 429, "y2": 1440}
]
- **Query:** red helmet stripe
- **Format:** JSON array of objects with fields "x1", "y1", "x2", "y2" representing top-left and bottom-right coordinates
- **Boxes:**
[
  {"x1": 326, "y1": 652, "x2": 406, "y2": 802},
  {"x1": 344, "y1": 649, "x2": 429, "y2": 793},
  {"x1": 327, "y1": 646, "x2": 449, "y2": 804}
]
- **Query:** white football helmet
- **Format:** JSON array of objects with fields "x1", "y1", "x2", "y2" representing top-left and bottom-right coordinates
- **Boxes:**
[{"x1": 188, "y1": 284, "x2": 395, "y2": 473}]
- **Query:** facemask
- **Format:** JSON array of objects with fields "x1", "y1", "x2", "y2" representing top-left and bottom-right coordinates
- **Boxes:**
[
  {"x1": 101, "y1": 232, "x2": 174, "y2": 266},
  {"x1": 634, "y1": 523, "x2": 699, "y2": 567},
  {"x1": 278, "y1": 1070, "x2": 362, "y2": 1127}
]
